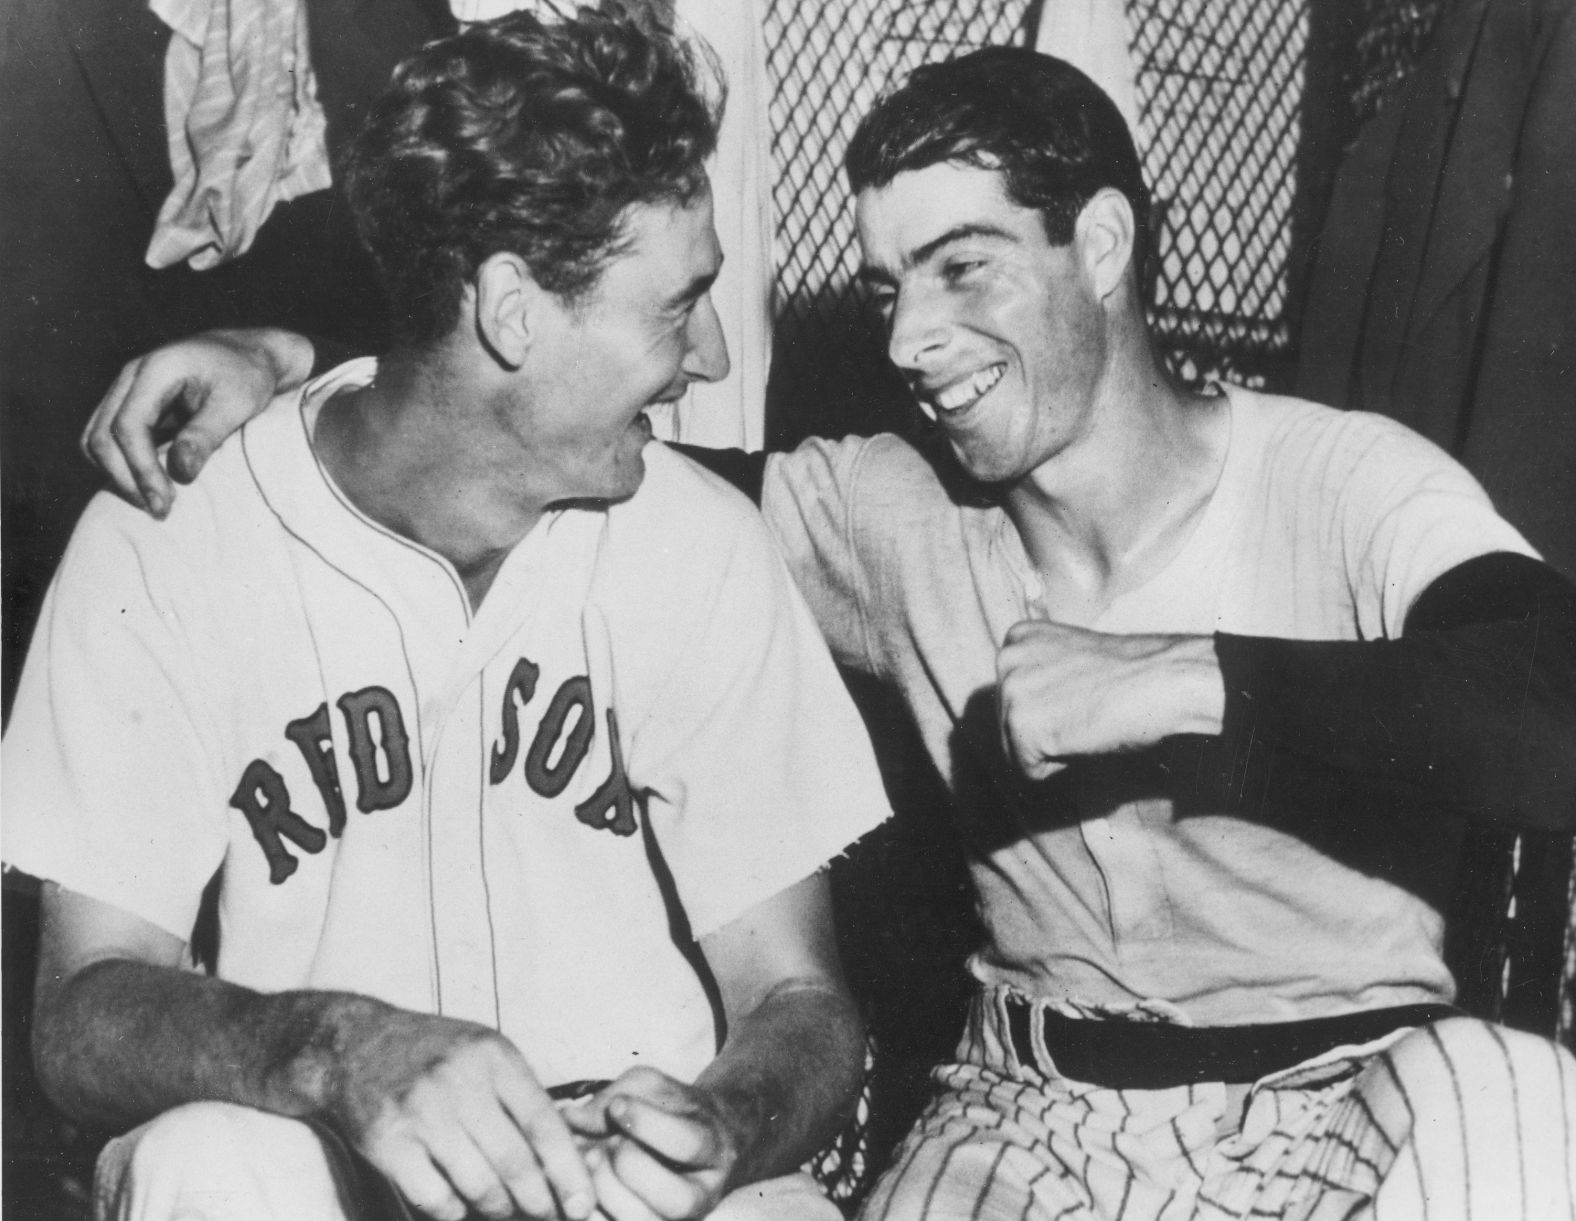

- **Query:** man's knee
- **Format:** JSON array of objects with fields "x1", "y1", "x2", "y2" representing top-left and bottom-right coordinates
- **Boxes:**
[
  {"x1": 95, "y1": 1101, "x2": 360, "y2": 1221},
  {"x1": 1380, "y1": 1015, "x2": 1575, "y2": 1111},
  {"x1": 1364, "y1": 1017, "x2": 1576, "y2": 1216}
]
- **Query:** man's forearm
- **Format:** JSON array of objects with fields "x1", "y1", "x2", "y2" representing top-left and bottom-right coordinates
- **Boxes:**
[
  {"x1": 33, "y1": 956, "x2": 376, "y2": 1130},
  {"x1": 695, "y1": 981, "x2": 864, "y2": 1190},
  {"x1": 1204, "y1": 553, "x2": 1576, "y2": 828}
]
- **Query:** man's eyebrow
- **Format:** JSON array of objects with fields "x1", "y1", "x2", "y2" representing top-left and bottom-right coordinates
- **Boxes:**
[
  {"x1": 858, "y1": 223, "x2": 1018, "y2": 286},
  {"x1": 665, "y1": 264, "x2": 722, "y2": 309}
]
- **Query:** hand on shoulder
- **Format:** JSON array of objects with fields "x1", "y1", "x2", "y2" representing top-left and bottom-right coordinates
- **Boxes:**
[{"x1": 81, "y1": 328, "x2": 315, "y2": 518}]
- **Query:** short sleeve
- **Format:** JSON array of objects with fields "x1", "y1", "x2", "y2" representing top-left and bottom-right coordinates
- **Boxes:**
[
  {"x1": 603, "y1": 458, "x2": 891, "y2": 938},
  {"x1": 760, "y1": 437, "x2": 880, "y2": 673},
  {"x1": 1334, "y1": 415, "x2": 1538, "y2": 635},
  {"x1": 2, "y1": 497, "x2": 230, "y2": 941}
]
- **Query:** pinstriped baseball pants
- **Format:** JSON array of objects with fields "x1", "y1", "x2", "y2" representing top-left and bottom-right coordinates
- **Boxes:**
[{"x1": 860, "y1": 990, "x2": 1576, "y2": 1221}]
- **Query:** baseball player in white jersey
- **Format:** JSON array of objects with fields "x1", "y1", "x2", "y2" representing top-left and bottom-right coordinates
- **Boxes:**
[
  {"x1": 3, "y1": 11, "x2": 891, "y2": 1221},
  {"x1": 72, "y1": 37, "x2": 1576, "y2": 1221}
]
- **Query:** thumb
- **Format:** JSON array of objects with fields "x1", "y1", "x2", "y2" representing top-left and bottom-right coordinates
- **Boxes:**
[
  {"x1": 168, "y1": 432, "x2": 215, "y2": 484},
  {"x1": 166, "y1": 375, "x2": 272, "y2": 484},
  {"x1": 608, "y1": 1093, "x2": 722, "y2": 1169}
]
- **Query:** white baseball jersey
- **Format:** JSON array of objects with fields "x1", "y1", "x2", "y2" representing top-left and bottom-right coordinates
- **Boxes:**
[{"x1": 3, "y1": 358, "x2": 891, "y2": 1087}]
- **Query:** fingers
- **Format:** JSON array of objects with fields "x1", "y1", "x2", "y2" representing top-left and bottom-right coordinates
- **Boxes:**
[
  {"x1": 998, "y1": 619, "x2": 1079, "y2": 779},
  {"x1": 607, "y1": 1095, "x2": 719, "y2": 1168},
  {"x1": 585, "y1": 1142, "x2": 664, "y2": 1221},
  {"x1": 78, "y1": 330, "x2": 287, "y2": 518},
  {"x1": 592, "y1": 1072, "x2": 731, "y2": 1221},
  {"x1": 560, "y1": 1093, "x2": 614, "y2": 1138},
  {"x1": 163, "y1": 374, "x2": 245, "y2": 487},
  {"x1": 453, "y1": 1118, "x2": 579, "y2": 1221},
  {"x1": 498, "y1": 1064, "x2": 597, "y2": 1219},
  {"x1": 168, "y1": 433, "x2": 212, "y2": 484},
  {"x1": 605, "y1": 1137, "x2": 719, "y2": 1221},
  {"x1": 997, "y1": 653, "x2": 1046, "y2": 779},
  {"x1": 82, "y1": 358, "x2": 175, "y2": 516},
  {"x1": 998, "y1": 620, "x2": 1216, "y2": 769},
  {"x1": 369, "y1": 1095, "x2": 584, "y2": 1221},
  {"x1": 339, "y1": 1019, "x2": 596, "y2": 1221},
  {"x1": 374, "y1": 1137, "x2": 470, "y2": 1221},
  {"x1": 453, "y1": 1101, "x2": 563, "y2": 1219}
]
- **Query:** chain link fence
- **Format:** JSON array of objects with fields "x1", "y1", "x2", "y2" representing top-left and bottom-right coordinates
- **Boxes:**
[{"x1": 1130, "y1": 0, "x2": 1304, "y2": 389}]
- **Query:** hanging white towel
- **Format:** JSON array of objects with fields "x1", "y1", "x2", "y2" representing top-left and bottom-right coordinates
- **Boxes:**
[
  {"x1": 146, "y1": 0, "x2": 332, "y2": 270},
  {"x1": 1034, "y1": 0, "x2": 1146, "y2": 149},
  {"x1": 664, "y1": 0, "x2": 773, "y2": 451}
]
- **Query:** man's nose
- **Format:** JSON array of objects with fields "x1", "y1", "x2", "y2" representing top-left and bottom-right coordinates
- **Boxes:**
[
  {"x1": 886, "y1": 283, "x2": 948, "y2": 375},
  {"x1": 682, "y1": 294, "x2": 731, "y2": 384}
]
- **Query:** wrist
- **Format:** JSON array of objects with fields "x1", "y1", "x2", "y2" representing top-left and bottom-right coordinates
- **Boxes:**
[
  {"x1": 216, "y1": 328, "x2": 315, "y2": 394},
  {"x1": 677, "y1": 1078, "x2": 755, "y2": 1190},
  {"x1": 1158, "y1": 635, "x2": 1226, "y2": 737},
  {"x1": 259, "y1": 991, "x2": 384, "y2": 1118}
]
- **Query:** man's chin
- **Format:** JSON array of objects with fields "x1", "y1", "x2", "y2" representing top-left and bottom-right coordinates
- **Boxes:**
[
  {"x1": 610, "y1": 459, "x2": 646, "y2": 502},
  {"x1": 945, "y1": 438, "x2": 1021, "y2": 489},
  {"x1": 559, "y1": 454, "x2": 647, "y2": 509}
]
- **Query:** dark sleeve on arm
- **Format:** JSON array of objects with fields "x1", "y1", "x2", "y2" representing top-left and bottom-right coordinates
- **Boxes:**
[
  {"x1": 1207, "y1": 553, "x2": 1576, "y2": 829},
  {"x1": 670, "y1": 443, "x2": 770, "y2": 505}
]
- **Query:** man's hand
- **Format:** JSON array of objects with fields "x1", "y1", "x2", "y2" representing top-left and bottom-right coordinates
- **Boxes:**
[
  {"x1": 81, "y1": 328, "x2": 314, "y2": 518},
  {"x1": 34, "y1": 887, "x2": 593, "y2": 1221},
  {"x1": 322, "y1": 1005, "x2": 596, "y2": 1221},
  {"x1": 563, "y1": 1067, "x2": 740, "y2": 1221},
  {"x1": 997, "y1": 619, "x2": 1226, "y2": 780}
]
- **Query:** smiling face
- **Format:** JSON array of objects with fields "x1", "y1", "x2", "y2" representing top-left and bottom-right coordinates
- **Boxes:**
[
  {"x1": 524, "y1": 186, "x2": 728, "y2": 503},
  {"x1": 856, "y1": 161, "x2": 1113, "y2": 486}
]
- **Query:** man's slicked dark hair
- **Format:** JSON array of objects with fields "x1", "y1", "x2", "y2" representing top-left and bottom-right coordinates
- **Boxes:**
[
  {"x1": 846, "y1": 47, "x2": 1150, "y2": 275},
  {"x1": 344, "y1": 5, "x2": 721, "y2": 348}
]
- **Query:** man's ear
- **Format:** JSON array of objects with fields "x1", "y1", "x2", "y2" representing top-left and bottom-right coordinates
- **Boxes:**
[
  {"x1": 473, "y1": 252, "x2": 538, "y2": 369},
  {"x1": 1074, "y1": 188, "x2": 1136, "y2": 302}
]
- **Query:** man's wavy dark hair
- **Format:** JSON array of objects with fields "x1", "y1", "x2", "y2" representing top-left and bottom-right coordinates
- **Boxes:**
[
  {"x1": 846, "y1": 47, "x2": 1150, "y2": 278},
  {"x1": 343, "y1": 5, "x2": 721, "y2": 348}
]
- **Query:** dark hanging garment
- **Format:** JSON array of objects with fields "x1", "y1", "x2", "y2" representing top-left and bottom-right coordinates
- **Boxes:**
[{"x1": 1296, "y1": 0, "x2": 1576, "y2": 581}]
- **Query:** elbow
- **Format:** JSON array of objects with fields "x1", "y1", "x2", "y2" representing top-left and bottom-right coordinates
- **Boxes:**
[
  {"x1": 780, "y1": 979, "x2": 868, "y2": 1134},
  {"x1": 826, "y1": 990, "x2": 868, "y2": 1114},
  {"x1": 30, "y1": 958, "x2": 128, "y2": 1128},
  {"x1": 31, "y1": 986, "x2": 89, "y2": 1124},
  {"x1": 817, "y1": 988, "x2": 869, "y2": 1142}
]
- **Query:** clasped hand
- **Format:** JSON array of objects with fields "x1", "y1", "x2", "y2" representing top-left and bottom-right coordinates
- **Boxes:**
[
  {"x1": 996, "y1": 619, "x2": 1225, "y2": 780},
  {"x1": 561, "y1": 1067, "x2": 741, "y2": 1221},
  {"x1": 323, "y1": 1008, "x2": 595, "y2": 1221},
  {"x1": 326, "y1": 1013, "x2": 737, "y2": 1221}
]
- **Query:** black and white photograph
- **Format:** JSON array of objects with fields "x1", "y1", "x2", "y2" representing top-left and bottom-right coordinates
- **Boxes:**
[{"x1": 3, "y1": 1, "x2": 1573, "y2": 1218}]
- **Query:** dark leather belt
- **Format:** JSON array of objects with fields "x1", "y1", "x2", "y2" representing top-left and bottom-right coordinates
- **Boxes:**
[
  {"x1": 1005, "y1": 997, "x2": 1459, "y2": 1089},
  {"x1": 548, "y1": 1078, "x2": 611, "y2": 1101}
]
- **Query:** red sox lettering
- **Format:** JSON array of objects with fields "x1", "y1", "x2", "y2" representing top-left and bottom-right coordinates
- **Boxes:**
[
  {"x1": 233, "y1": 660, "x2": 636, "y2": 884},
  {"x1": 490, "y1": 658, "x2": 636, "y2": 838}
]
